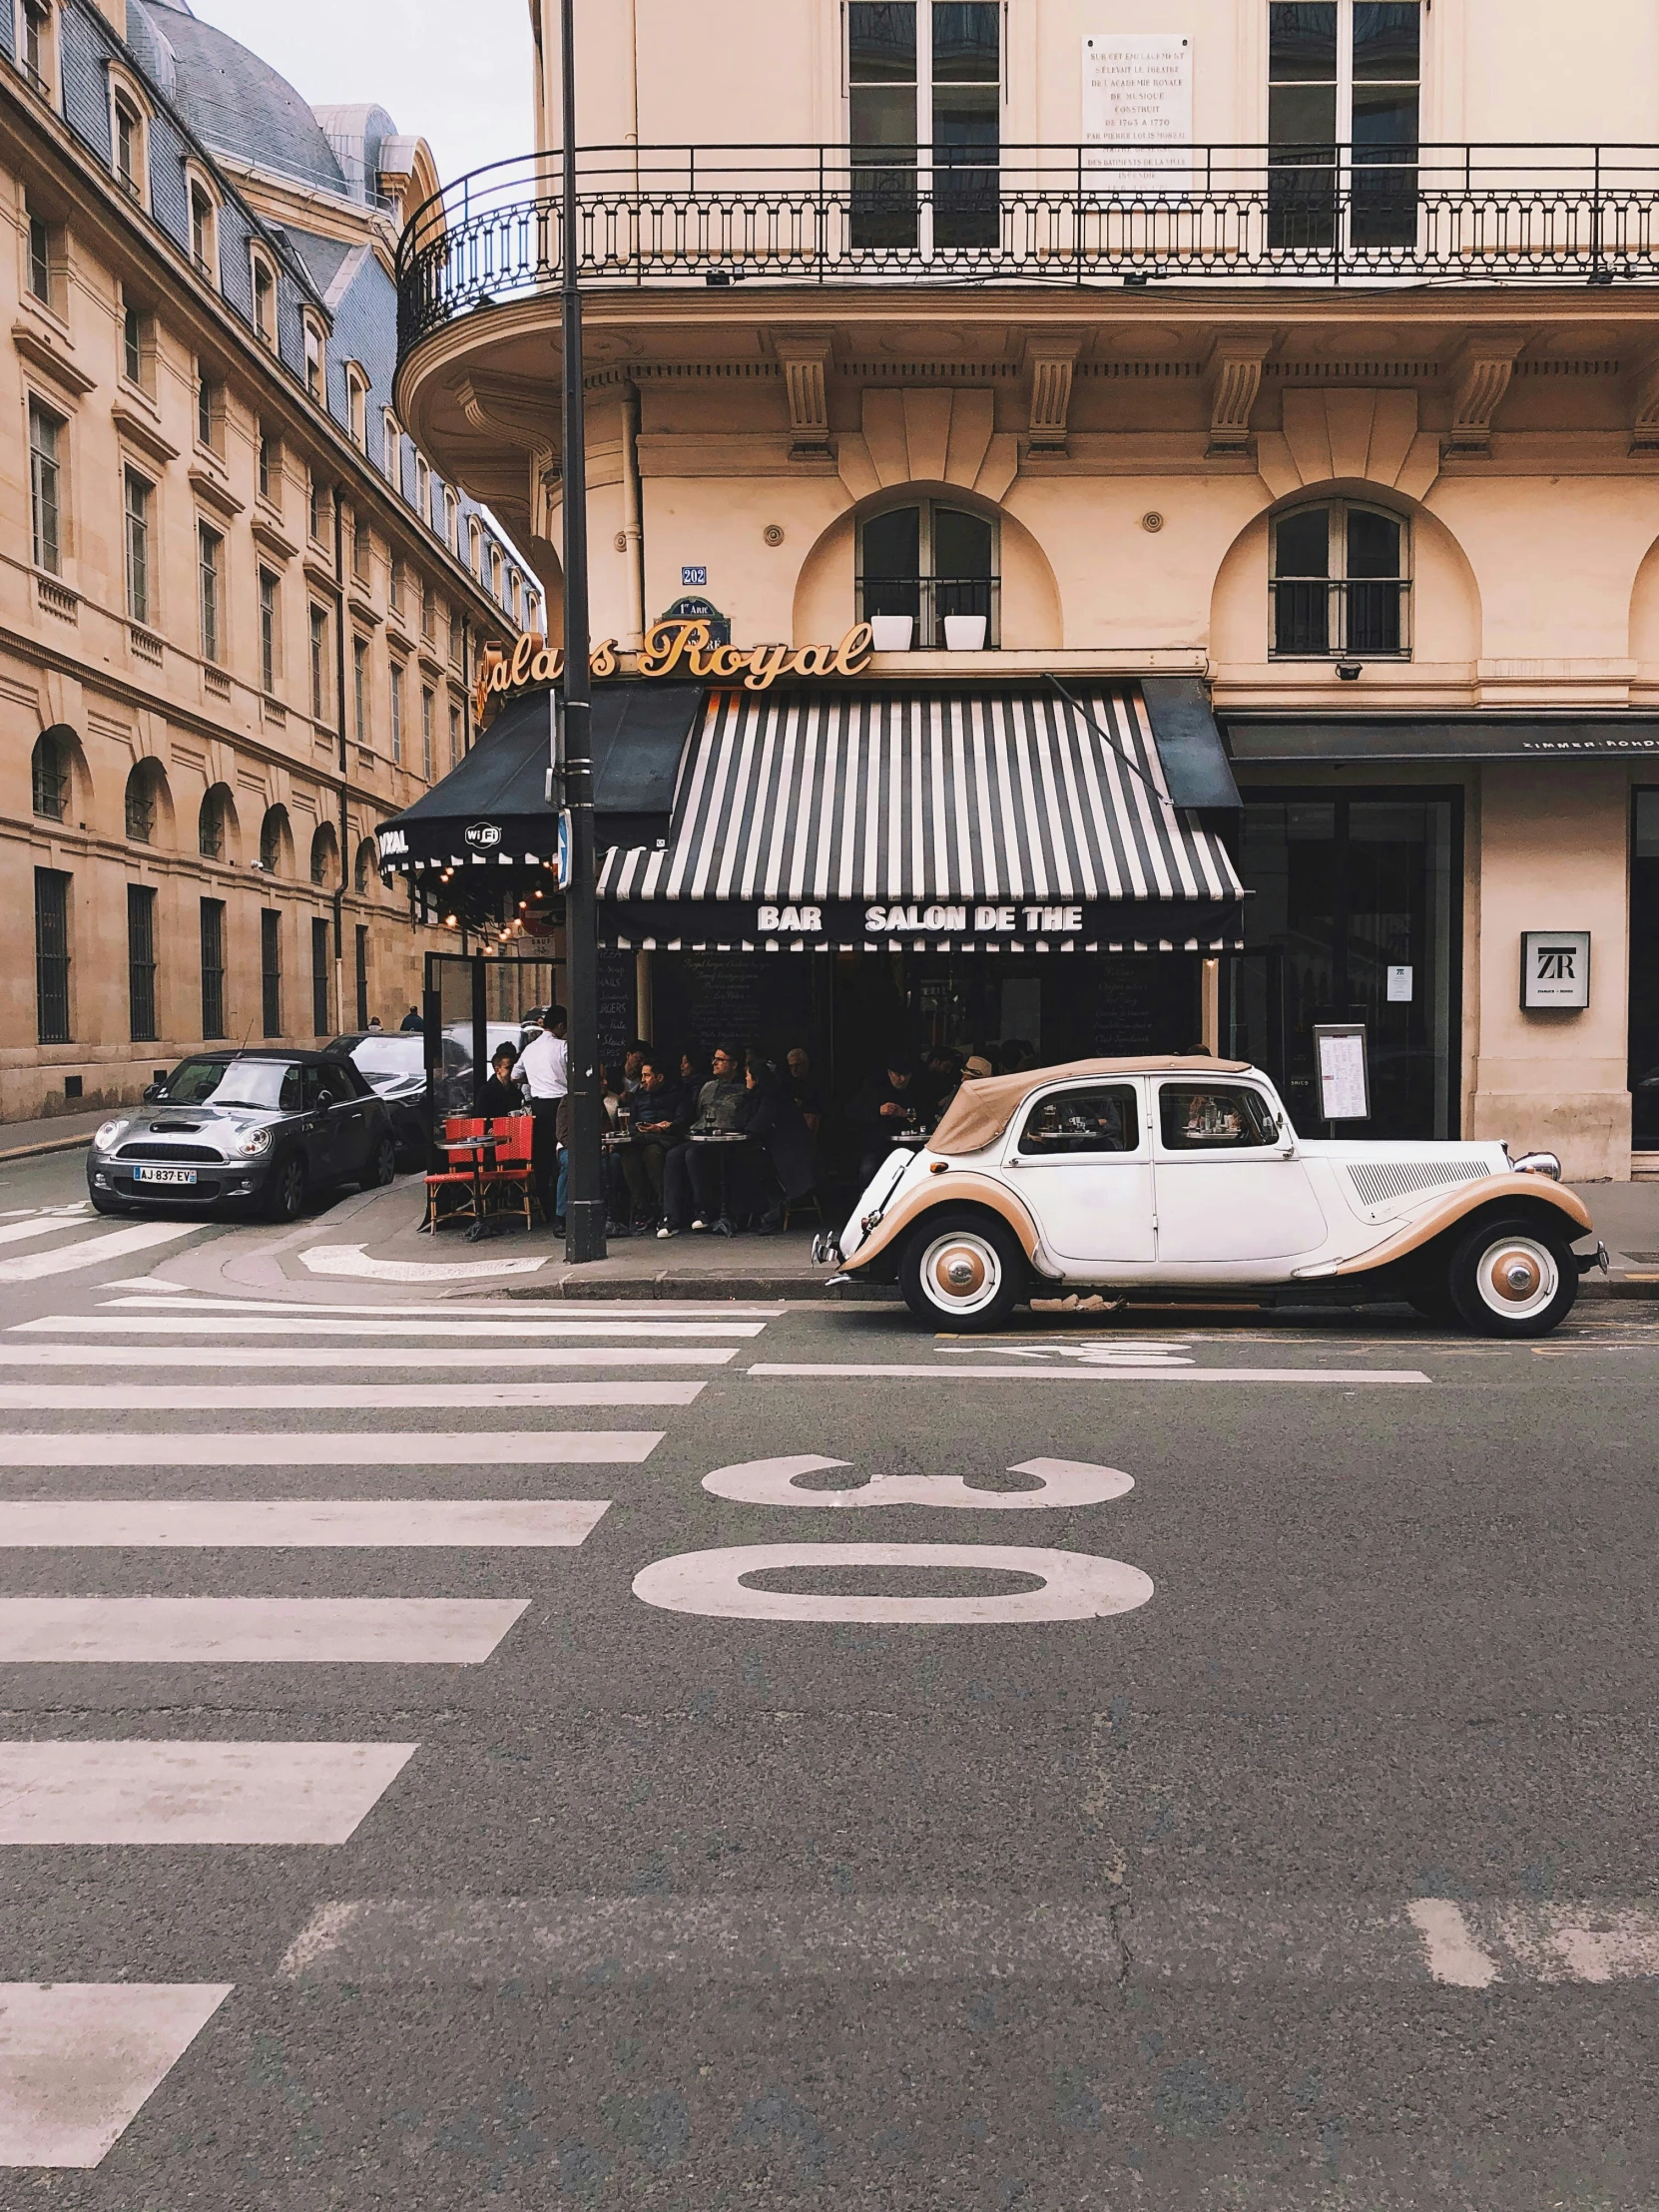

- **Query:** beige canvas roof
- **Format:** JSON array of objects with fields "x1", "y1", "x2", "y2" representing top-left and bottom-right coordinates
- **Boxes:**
[{"x1": 930, "y1": 1055, "x2": 1251, "y2": 1157}]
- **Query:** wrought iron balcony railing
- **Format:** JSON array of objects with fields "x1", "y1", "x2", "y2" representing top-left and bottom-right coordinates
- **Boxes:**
[
  {"x1": 1270, "y1": 578, "x2": 1412, "y2": 659},
  {"x1": 398, "y1": 143, "x2": 1659, "y2": 353}
]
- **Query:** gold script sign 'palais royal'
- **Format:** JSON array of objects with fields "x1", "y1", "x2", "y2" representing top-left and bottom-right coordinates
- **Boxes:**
[{"x1": 473, "y1": 620, "x2": 875, "y2": 719}]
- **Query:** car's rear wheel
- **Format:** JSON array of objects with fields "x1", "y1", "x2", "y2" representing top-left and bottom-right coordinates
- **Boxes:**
[
  {"x1": 366, "y1": 1134, "x2": 396, "y2": 1189},
  {"x1": 265, "y1": 1152, "x2": 307, "y2": 1224},
  {"x1": 899, "y1": 1210, "x2": 1027, "y2": 1331},
  {"x1": 1446, "y1": 1213, "x2": 1578, "y2": 1338}
]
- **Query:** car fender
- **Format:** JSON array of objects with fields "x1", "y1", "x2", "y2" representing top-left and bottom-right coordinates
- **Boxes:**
[
  {"x1": 839, "y1": 1171, "x2": 1052, "y2": 1278},
  {"x1": 1313, "y1": 1174, "x2": 1593, "y2": 1279}
]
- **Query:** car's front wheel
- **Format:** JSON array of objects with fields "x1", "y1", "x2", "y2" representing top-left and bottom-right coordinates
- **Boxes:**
[
  {"x1": 264, "y1": 1152, "x2": 307, "y2": 1224},
  {"x1": 89, "y1": 1191, "x2": 131, "y2": 1217},
  {"x1": 899, "y1": 1209, "x2": 1027, "y2": 1331},
  {"x1": 1446, "y1": 1213, "x2": 1578, "y2": 1338}
]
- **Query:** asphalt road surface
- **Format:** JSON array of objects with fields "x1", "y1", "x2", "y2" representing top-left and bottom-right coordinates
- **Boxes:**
[{"x1": 3, "y1": 1147, "x2": 1659, "y2": 2207}]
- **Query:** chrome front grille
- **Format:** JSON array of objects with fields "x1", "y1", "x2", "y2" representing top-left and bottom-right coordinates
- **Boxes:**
[
  {"x1": 1346, "y1": 1157, "x2": 1493, "y2": 1209},
  {"x1": 117, "y1": 1142, "x2": 221, "y2": 1163}
]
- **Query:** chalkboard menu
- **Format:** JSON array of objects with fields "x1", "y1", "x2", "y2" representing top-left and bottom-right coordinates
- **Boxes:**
[
  {"x1": 652, "y1": 951, "x2": 814, "y2": 1059},
  {"x1": 598, "y1": 949, "x2": 636, "y2": 1068},
  {"x1": 1089, "y1": 954, "x2": 1197, "y2": 1055}
]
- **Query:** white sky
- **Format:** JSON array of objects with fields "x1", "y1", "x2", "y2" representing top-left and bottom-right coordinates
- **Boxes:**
[{"x1": 188, "y1": 0, "x2": 535, "y2": 191}]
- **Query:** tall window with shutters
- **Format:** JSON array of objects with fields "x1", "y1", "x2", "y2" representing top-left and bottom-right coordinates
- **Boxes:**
[{"x1": 127, "y1": 884, "x2": 158, "y2": 1042}]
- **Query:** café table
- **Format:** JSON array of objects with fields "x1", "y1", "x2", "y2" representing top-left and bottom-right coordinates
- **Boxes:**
[
  {"x1": 687, "y1": 1128, "x2": 753, "y2": 1238},
  {"x1": 433, "y1": 1131, "x2": 500, "y2": 1241}
]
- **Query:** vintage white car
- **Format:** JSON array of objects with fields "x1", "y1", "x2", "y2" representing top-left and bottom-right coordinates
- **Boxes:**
[{"x1": 817, "y1": 1055, "x2": 1604, "y2": 1337}]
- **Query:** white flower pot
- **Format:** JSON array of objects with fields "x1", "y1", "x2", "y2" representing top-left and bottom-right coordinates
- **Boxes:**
[
  {"x1": 869, "y1": 614, "x2": 915, "y2": 652},
  {"x1": 943, "y1": 614, "x2": 988, "y2": 652}
]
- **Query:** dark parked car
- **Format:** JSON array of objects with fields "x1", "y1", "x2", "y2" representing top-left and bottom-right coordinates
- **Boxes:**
[
  {"x1": 331, "y1": 1031, "x2": 472, "y2": 1168},
  {"x1": 1635, "y1": 1064, "x2": 1659, "y2": 1150},
  {"x1": 87, "y1": 1049, "x2": 396, "y2": 1221}
]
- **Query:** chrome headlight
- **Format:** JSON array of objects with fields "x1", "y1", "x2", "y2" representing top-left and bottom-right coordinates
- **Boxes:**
[
  {"x1": 94, "y1": 1119, "x2": 126, "y2": 1150},
  {"x1": 1511, "y1": 1150, "x2": 1562, "y2": 1180},
  {"x1": 234, "y1": 1128, "x2": 274, "y2": 1158}
]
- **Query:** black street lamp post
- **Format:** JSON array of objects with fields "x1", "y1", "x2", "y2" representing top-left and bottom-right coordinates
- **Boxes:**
[{"x1": 558, "y1": 0, "x2": 605, "y2": 1263}]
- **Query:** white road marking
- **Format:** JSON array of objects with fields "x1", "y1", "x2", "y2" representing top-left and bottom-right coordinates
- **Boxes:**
[
  {"x1": 700, "y1": 1454, "x2": 1133, "y2": 1509},
  {"x1": 103, "y1": 1276, "x2": 188, "y2": 1292},
  {"x1": 955, "y1": 1342, "x2": 1198, "y2": 1368},
  {"x1": 0, "y1": 1218, "x2": 104, "y2": 1252},
  {"x1": 0, "y1": 1982, "x2": 231, "y2": 2167},
  {"x1": 1406, "y1": 1899, "x2": 1499, "y2": 1987},
  {"x1": 0, "y1": 1226, "x2": 199, "y2": 1285},
  {"x1": 0, "y1": 1597, "x2": 528, "y2": 1663},
  {"x1": 30, "y1": 1315, "x2": 767, "y2": 1339},
  {"x1": 276, "y1": 1893, "x2": 1659, "y2": 1992},
  {"x1": 96, "y1": 1295, "x2": 781, "y2": 1321},
  {"x1": 298, "y1": 1244, "x2": 546, "y2": 1282},
  {"x1": 0, "y1": 1432, "x2": 660, "y2": 1466},
  {"x1": 0, "y1": 1382, "x2": 704, "y2": 1409},
  {"x1": 0, "y1": 1345, "x2": 735, "y2": 1371},
  {"x1": 0, "y1": 1742, "x2": 416, "y2": 1845},
  {"x1": 0, "y1": 1500, "x2": 611, "y2": 1547},
  {"x1": 749, "y1": 1364, "x2": 1432, "y2": 1384},
  {"x1": 632, "y1": 1542, "x2": 1155, "y2": 1624}
]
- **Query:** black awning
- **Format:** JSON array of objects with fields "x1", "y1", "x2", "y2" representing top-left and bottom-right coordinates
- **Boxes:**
[
  {"x1": 376, "y1": 681, "x2": 704, "y2": 869},
  {"x1": 1142, "y1": 677, "x2": 1243, "y2": 807},
  {"x1": 1225, "y1": 716, "x2": 1659, "y2": 764}
]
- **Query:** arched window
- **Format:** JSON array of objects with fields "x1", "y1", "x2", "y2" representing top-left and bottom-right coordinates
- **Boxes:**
[
  {"x1": 1271, "y1": 500, "x2": 1410, "y2": 659},
  {"x1": 309, "y1": 822, "x2": 338, "y2": 886},
  {"x1": 260, "y1": 803, "x2": 290, "y2": 873},
  {"x1": 354, "y1": 835, "x2": 378, "y2": 895},
  {"x1": 856, "y1": 499, "x2": 998, "y2": 649},
  {"x1": 124, "y1": 760, "x2": 166, "y2": 843},
  {"x1": 31, "y1": 729, "x2": 71, "y2": 822},
  {"x1": 199, "y1": 784, "x2": 234, "y2": 860}
]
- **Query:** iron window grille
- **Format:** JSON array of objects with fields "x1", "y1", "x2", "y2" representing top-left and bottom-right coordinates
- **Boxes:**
[
  {"x1": 127, "y1": 884, "x2": 158, "y2": 1042},
  {"x1": 311, "y1": 916, "x2": 331, "y2": 1035},
  {"x1": 34, "y1": 868, "x2": 71, "y2": 1045},
  {"x1": 1271, "y1": 500, "x2": 1410, "y2": 658},
  {"x1": 125, "y1": 766, "x2": 157, "y2": 843},
  {"x1": 31, "y1": 733, "x2": 68, "y2": 822},
  {"x1": 261, "y1": 908, "x2": 282, "y2": 1036},
  {"x1": 200, "y1": 897, "x2": 227, "y2": 1038}
]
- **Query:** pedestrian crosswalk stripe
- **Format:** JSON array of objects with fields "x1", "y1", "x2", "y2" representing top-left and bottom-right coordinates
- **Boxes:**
[
  {"x1": 0, "y1": 1742, "x2": 416, "y2": 1845},
  {"x1": 0, "y1": 1225, "x2": 200, "y2": 1285},
  {"x1": 0, "y1": 1382, "x2": 705, "y2": 1409},
  {"x1": 99, "y1": 1296, "x2": 782, "y2": 1320},
  {"x1": 0, "y1": 1982, "x2": 232, "y2": 2167},
  {"x1": 0, "y1": 1500, "x2": 611, "y2": 1546},
  {"x1": 0, "y1": 1345, "x2": 735, "y2": 1371},
  {"x1": 26, "y1": 1315, "x2": 767, "y2": 1339},
  {"x1": 0, "y1": 1431, "x2": 661, "y2": 1466},
  {"x1": 748, "y1": 1363, "x2": 1432, "y2": 1384},
  {"x1": 0, "y1": 1597, "x2": 529, "y2": 1663},
  {"x1": 0, "y1": 1216, "x2": 102, "y2": 1253}
]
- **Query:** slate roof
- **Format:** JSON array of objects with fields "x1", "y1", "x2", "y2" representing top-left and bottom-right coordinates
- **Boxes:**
[{"x1": 131, "y1": 0, "x2": 350, "y2": 198}]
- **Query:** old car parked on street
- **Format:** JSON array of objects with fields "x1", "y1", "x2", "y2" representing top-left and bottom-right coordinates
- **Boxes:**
[
  {"x1": 332, "y1": 1030, "x2": 473, "y2": 1170},
  {"x1": 87, "y1": 1048, "x2": 397, "y2": 1222},
  {"x1": 816, "y1": 1056, "x2": 1605, "y2": 1337}
]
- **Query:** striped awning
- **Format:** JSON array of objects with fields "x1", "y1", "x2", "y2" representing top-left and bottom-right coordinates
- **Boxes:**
[{"x1": 596, "y1": 685, "x2": 1242, "y2": 952}]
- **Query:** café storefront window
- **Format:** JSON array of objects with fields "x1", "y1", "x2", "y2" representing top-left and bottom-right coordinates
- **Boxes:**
[
  {"x1": 1226, "y1": 791, "x2": 1459, "y2": 1138},
  {"x1": 1632, "y1": 790, "x2": 1659, "y2": 1153}
]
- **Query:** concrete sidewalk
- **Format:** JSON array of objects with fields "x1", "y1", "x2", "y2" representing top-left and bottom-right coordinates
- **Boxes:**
[
  {"x1": 0, "y1": 1107, "x2": 111, "y2": 1162},
  {"x1": 230, "y1": 1174, "x2": 1659, "y2": 1303}
]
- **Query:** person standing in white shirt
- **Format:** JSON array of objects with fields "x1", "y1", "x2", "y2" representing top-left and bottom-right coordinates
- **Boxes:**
[{"x1": 512, "y1": 1005, "x2": 569, "y2": 1230}]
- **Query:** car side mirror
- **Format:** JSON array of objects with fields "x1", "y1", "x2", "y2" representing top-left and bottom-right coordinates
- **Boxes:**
[
  {"x1": 317, "y1": 1090, "x2": 337, "y2": 1110},
  {"x1": 142, "y1": 1082, "x2": 161, "y2": 1102}
]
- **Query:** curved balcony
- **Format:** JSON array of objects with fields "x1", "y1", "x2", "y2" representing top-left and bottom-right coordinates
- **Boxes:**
[{"x1": 397, "y1": 143, "x2": 1659, "y2": 354}]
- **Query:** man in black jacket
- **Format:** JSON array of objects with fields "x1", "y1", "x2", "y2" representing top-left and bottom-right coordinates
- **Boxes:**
[
  {"x1": 848, "y1": 1056, "x2": 930, "y2": 1184},
  {"x1": 658, "y1": 1045, "x2": 746, "y2": 1234},
  {"x1": 739, "y1": 1057, "x2": 819, "y2": 1232}
]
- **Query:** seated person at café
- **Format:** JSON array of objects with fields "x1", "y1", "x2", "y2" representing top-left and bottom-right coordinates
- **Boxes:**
[
  {"x1": 480, "y1": 1044, "x2": 524, "y2": 1120},
  {"x1": 658, "y1": 1045, "x2": 747, "y2": 1234},
  {"x1": 737, "y1": 1052, "x2": 819, "y2": 1233},
  {"x1": 786, "y1": 1045, "x2": 823, "y2": 1135},
  {"x1": 623, "y1": 1054, "x2": 689, "y2": 1224},
  {"x1": 848, "y1": 1055, "x2": 929, "y2": 1184}
]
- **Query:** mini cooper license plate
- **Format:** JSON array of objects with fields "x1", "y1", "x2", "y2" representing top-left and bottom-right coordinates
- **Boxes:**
[{"x1": 134, "y1": 1166, "x2": 198, "y2": 1186}]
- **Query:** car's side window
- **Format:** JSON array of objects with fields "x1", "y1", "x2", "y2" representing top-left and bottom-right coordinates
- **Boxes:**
[
  {"x1": 1158, "y1": 1084, "x2": 1278, "y2": 1152},
  {"x1": 285, "y1": 1067, "x2": 313, "y2": 1114},
  {"x1": 1017, "y1": 1085, "x2": 1140, "y2": 1156}
]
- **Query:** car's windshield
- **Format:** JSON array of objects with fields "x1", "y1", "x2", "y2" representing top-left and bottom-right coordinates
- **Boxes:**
[
  {"x1": 347, "y1": 1037, "x2": 426, "y2": 1079},
  {"x1": 163, "y1": 1057, "x2": 298, "y2": 1111}
]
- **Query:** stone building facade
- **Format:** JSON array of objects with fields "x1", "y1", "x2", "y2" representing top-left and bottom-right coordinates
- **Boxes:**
[
  {"x1": 3, "y1": 0, "x2": 537, "y2": 1123},
  {"x1": 395, "y1": 1, "x2": 1659, "y2": 1179}
]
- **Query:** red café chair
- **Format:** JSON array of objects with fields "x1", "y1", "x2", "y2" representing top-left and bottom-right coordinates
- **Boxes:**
[
  {"x1": 481, "y1": 1112, "x2": 539, "y2": 1230},
  {"x1": 423, "y1": 1115, "x2": 488, "y2": 1231}
]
